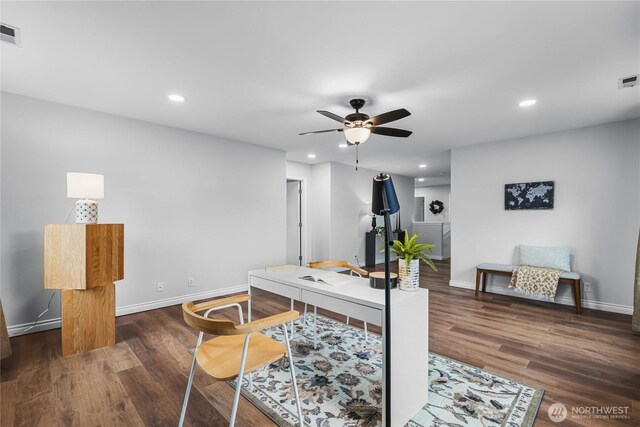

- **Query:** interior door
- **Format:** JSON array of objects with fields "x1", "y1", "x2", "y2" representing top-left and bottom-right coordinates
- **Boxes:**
[
  {"x1": 414, "y1": 196, "x2": 425, "y2": 221},
  {"x1": 286, "y1": 180, "x2": 302, "y2": 265}
]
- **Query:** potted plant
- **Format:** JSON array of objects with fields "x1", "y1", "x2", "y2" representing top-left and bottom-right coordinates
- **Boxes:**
[{"x1": 388, "y1": 232, "x2": 437, "y2": 291}]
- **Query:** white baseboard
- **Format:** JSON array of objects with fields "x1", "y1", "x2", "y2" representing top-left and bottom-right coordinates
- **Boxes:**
[
  {"x1": 448, "y1": 280, "x2": 633, "y2": 315},
  {"x1": 115, "y1": 284, "x2": 248, "y2": 316},
  {"x1": 8, "y1": 284, "x2": 249, "y2": 337},
  {"x1": 449, "y1": 280, "x2": 475, "y2": 290},
  {"x1": 6, "y1": 317, "x2": 63, "y2": 337}
]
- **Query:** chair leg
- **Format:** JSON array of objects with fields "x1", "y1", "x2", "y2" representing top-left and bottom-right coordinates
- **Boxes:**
[
  {"x1": 282, "y1": 325, "x2": 304, "y2": 427},
  {"x1": 475, "y1": 269, "x2": 481, "y2": 296},
  {"x1": 313, "y1": 306, "x2": 318, "y2": 350},
  {"x1": 179, "y1": 331, "x2": 204, "y2": 427},
  {"x1": 230, "y1": 334, "x2": 252, "y2": 427},
  {"x1": 346, "y1": 315, "x2": 350, "y2": 325},
  {"x1": 364, "y1": 322, "x2": 368, "y2": 341},
  {"x1": 178, "y1": 351, "x2": 198, "y2": 427},
  {"x1": 247, "y1": 373, "x2": 253, "y2": 391}
]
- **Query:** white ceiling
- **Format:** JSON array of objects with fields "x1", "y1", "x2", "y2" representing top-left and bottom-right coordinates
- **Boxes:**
[{"x1": 2, "y1": 1, "x2": 639, "y2": 178}]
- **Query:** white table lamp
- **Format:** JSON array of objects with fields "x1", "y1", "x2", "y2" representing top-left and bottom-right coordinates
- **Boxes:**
[{"x1": 67, "y1": 172, "x2": 104, "y2": 224}]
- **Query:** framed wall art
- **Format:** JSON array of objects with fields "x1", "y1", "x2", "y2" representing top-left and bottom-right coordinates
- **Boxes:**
[{"x1": 505, "y1": 181, "x2": 554, "y2": 210}]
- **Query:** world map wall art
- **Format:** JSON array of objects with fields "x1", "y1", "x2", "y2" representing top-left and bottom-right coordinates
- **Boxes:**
[{"x1": 504, "y1": 181, "x2": 554, "y2": 210}]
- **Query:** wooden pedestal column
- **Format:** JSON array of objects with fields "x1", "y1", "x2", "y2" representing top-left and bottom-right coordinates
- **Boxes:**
[
  {"x1": 44, "y1": 224, "x2": 124, "y2": 356},
  {"x1": 61, "y1": 283, "x2": 115, "y2": 356}
]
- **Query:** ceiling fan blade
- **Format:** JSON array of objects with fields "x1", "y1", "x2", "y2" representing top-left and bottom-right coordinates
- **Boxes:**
[
  {"x1": 370, "y1": 126, "x2": 412, "y2": 137},
  {"x1": 299, "y1": 128, "x2": 344, "y2": 136},
  {"x1": 366, "y1": 108, "x2": 411, "y2": 126},
  {"x1": 317, "y1": 110, "x2": 349, "y2": 123}
]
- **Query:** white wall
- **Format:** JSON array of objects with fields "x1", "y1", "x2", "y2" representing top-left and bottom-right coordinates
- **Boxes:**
[
  {"x1": 329, "y1": 162, "x2": 414, "y2": 265},
  {"x1": 451, "y1": 119, "x2": 640, "y2": 313},
  {"x1": 286, "y1": 161, "x2": 312, "y2": 182},
  {"x1": 310, "y1": 162, "x2": 332, "y2": 262},
  {"x1": 1, "y1": 93, "x2": 286, "y2": 332},
  {"x1": 415, "y1": 185, "x2": 451, "y2": 221}
]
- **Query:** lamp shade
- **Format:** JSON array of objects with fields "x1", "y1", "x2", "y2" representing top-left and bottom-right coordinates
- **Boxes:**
[
  {"x1": 371, "y1": 173, "x2": 400, "y2": 215},
  {"x1": 344, "y1": 127, "x2": 371, "y2": 144},
  {"x1": 66, "y1": 173, "x2": 104, "y2": 199}
]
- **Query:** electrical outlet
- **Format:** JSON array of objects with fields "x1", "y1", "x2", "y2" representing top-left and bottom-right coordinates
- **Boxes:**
[
  {"x1": 584, "y1": 282, "x2": 591, "y2": 293},
  {"x1": 188, "y1": 277, "x2": 195, "y2": 287},
  {"x1": 157, "y1": 282, "x2": 164, "y2": 292}
]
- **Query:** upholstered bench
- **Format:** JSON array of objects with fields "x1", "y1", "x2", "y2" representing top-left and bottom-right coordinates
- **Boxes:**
[{"x1": 475, "y1": 263, "x2": 582, "y2": 314}]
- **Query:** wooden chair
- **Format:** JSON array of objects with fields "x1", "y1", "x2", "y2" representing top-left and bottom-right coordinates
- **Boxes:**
[
  {"x1": 306, "y1": 260, "x2": 369, "y2": 347},
  {"x1": 179, "y1": 294, "x2": 303, "y2": 427},
  {"x1": 307, "y1": 260, "x2": 369, "y2": 277}
]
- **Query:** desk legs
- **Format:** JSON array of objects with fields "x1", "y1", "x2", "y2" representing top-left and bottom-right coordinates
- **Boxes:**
[
  {"x1": 61, "y1": 283, "x2": 115, "y2": 357},
  {"x1": 303, "y1": 304, "x2": 307, "y2": 327},
  {"x1": 290, "y1": 298, "x2": 295, "y2": 338},
  {"x1": 386, "y1": 291, "x2": 429, "y2": 426},
  {"x1": 313, "y1": 306, "x2": 318, "y2": 349}
]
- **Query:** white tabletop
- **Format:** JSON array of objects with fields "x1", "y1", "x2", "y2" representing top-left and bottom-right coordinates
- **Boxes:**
[{"x1": 249, "y1": 266, "x2": 426, "y2": 310}]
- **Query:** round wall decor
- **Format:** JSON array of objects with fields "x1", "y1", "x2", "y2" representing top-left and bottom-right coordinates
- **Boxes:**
[{"x1": 429, "y1": 200, "x2": 444, "y2": 215}]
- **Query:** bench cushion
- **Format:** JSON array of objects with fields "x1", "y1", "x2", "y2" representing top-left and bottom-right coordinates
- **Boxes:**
[
  {"x1": 477, "y1": 263, "x2": 514, "y2": 273},
  {"x1": 560, "y1": 271, "x2": 581, "y2": 280},
  {"x1": 477, "y1": 263, "x2": 580, "y2": 280}
]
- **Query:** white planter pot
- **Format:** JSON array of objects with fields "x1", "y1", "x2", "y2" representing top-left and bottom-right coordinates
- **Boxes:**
[{"x1": 398, "y1": 258, "x2": 420, "y2": 291}]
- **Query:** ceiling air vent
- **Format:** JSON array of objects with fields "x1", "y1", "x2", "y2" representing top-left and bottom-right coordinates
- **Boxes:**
[
  {"x1": 618, "y1": 74, "x2": 639, "y2": 89},
  {"x1": 1, "y1": 23, "x2": 21, "y2": 47}
]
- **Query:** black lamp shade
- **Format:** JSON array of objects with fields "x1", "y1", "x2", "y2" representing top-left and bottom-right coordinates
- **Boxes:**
[{"x1": 371, "y1": 173, "x2": 400, "y2": 215}]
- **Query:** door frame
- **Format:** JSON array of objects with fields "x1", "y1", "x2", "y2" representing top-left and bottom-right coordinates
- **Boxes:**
[{"x1": 286, "y1": 175, "x2": 309, "y2": 266}]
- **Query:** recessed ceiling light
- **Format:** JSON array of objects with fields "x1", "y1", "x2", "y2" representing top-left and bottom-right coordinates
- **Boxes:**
[
  {"x1": 418, "y1": 178, "x2": 425, "y2": 182},
  {"x1": 439, "y1": 172, "x2": 446, "y2": 175},
  {"x1": 419, "y1": 164, "x2": 427, "y2": 168},
  {"x1": 168, "y1": 94, "x2": 186, "y2": 103},
  {"x1": 307, "y1": 153, "x2": 316, "y2": 159},
  {"x1": 518, "y1": 99, "x2": 537, "y2": 107},
  {"x1": 338, "y1": 143, "x2": 348, "y2": 148}
]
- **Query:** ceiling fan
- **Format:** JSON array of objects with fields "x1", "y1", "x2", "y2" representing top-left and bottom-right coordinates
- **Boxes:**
[{"x1": 300, "y1": 98, "x2": 412, "y2": 145}]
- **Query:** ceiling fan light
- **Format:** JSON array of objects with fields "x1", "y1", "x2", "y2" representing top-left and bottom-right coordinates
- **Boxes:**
[{"x1": 344, "y1": 127, "x2": 371, "y2": 144}]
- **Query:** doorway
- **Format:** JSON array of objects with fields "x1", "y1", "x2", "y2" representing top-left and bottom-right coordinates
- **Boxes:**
[{"x1": 286, "y1": 179, "x2": 304, "y2": 265}]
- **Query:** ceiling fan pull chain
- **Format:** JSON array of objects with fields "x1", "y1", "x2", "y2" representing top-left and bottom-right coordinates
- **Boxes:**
[{"x1": 356, "y1": 144, "x2": 359, "y2": 171}]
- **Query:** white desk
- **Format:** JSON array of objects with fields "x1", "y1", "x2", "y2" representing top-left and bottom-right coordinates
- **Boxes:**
[{"x1": 248, "y1": 266, "x2": 429, "y2": 427}]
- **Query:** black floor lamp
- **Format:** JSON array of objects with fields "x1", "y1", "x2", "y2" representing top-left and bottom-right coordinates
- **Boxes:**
[{"x1": 371, "y1": 173, "x2": 400, "y2": 427}]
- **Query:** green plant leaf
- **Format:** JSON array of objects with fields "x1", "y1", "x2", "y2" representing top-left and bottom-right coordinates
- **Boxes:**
[
  {"x1": 414, "y1": 243, "x2": 435, "y2": 253},
  {"x1": 379, "y1": 232, "x2": 438, "y2": 267},
  {"x1": 417, "y1": 253, "x2": 438, "y2": 271},
  {"x1": 381, "y1": 240, "x2": 403, "y2": 254}
]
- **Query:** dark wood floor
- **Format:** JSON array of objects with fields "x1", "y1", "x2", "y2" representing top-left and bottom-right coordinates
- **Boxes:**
[{"x1": 2, "y1": 259, "x2": 639, "y2": 426}]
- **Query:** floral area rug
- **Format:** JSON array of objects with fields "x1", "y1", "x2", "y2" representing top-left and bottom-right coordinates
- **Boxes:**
[{"x1": 226, "y1": 315, "x2": 543, "y2": 427}]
